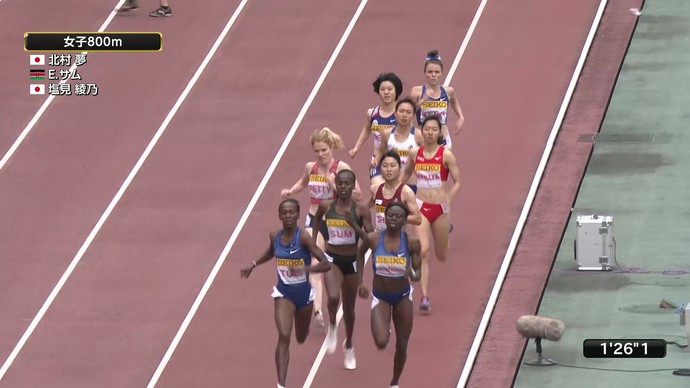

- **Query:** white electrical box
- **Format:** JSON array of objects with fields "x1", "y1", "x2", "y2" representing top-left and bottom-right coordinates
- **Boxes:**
[{"x1": 575, "y1": 215, "x2": 615, "y2": 271}]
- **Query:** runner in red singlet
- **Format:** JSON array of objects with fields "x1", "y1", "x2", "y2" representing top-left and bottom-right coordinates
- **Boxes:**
[{"x1": 400, "y1": 115, "x2": 461, "y2": 313}]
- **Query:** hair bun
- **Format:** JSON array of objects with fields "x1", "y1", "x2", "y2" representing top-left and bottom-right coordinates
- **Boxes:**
[{"x1": 425, "y1": 50, "x2": 441, "y2": 61}]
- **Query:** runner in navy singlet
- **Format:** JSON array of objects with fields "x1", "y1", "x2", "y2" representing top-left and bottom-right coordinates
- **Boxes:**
[
  {"x1": 349, "y1": 73, "x2": 403, "y2": 187},
  {"x1": 411, "y1": 50, "x2": 466, "y2": 149}
]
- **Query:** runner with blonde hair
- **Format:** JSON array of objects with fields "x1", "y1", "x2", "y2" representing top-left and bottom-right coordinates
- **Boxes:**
[{"x1": 281, "y1": 127, "x2": 362, "y2": 327}]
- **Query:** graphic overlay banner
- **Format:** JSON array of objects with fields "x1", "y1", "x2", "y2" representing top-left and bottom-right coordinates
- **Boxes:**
[
  {"x1": 25, "y1": 32, "x2": 162, "y2": 52},
  {"x1": 28, "y1": 53, "x2": 97, "y2": 96}
]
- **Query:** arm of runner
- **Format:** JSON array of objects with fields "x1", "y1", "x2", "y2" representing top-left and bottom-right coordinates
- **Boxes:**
[
  {"x1": 367, "y1": 183, "x2": 378, "y2": 209},
  {"x1": 312, "y1": 202, "x2": 328, "y2": 245},
  {"x1": 376, "y1": 128, "x2": 392, "y2": 167},
  {"x1": 447, "y1": 86, "x2": 465, "y2": 134},
  {"x1": 240, "y1": 232, "x2": 276, "y2": 278},
  {"x1": 349, "y1": 109, "x2": 374, "y2": 158},
  {"x1": 401, "y1": 185, "x2": 422, "y2": 226},
  {"x1": 359, "y1": 201, "x2": 374, "y2": 233},
  {"x1": 444, "y1": 149, "x2": 462, "y2": 203},
  {"x1": 356, "y1": 234, "x2": 372, "y2": 298},
  {"x1": 281, "y1": 163, "x2": 311, "y2": 198},
  {"x1": 410, "y1": 85, "x2": 423, "y2": 128},
  {"x1": 300, "y1": 230, "x2": 331, "y2": 273},
  {"x1": 407, "y1": 235, "x2": 422, "y2": 282}
]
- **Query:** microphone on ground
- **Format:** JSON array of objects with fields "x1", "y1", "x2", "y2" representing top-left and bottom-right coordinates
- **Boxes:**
[
  {"x1": 516, "y1": 315, "x2": 565, "y2": 342},
  {"x1": 516, "y1": 315, "x2": 565, "y2": 366}
]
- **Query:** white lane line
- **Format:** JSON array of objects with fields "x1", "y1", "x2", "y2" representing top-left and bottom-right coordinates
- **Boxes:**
[
  {"x1": 455, "y1": 0, "x2": 609, "y2": 386},
  {"x1": 145, "y1": 0, "x2": 370, "y2": 386},
  {"x1": 302, "y1": 0, "x2": 489, "y2": 386},
  {"x1": 0, "y1": 0, "x2": 250, "y2": 381},
  {"x1": 2, "y1": 0, "x2": 127, "y2": 172},
  {"x1": 443, "y1": 0, "x2": 489, "y2": 86}
]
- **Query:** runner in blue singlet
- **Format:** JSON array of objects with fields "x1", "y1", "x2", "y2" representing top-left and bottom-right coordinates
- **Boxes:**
[
  {"x1": 357, "y1": 201, "x2": 421, "y2": 388},
  {"x1": 240, "y1": 199, "x2": 331, "y2": 388}
]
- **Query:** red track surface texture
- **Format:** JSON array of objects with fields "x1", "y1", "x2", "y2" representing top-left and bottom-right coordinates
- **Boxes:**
[{"x1": 0, "y1": 0, "x2": 614, "y2": 387}]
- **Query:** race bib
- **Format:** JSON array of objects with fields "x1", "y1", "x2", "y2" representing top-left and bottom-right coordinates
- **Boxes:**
[
  {"x1": 327, "y1": 219, "x2": 357, "y2": 245},
  {"x1": 420, "y1": 100, "x2": 448, "y2": 125},
  {"x1": 276, "y1": 258, "x2": 307, "y2": 285},
  {"x1": 415, "y1": 163, "x2": 443, "y2": 189},
  {"x1": 374, "y1": 255, "x2": 407, "y2": 278},
  {"x1": 375, "y1": 205, "x2": 386, "y2": 231}
]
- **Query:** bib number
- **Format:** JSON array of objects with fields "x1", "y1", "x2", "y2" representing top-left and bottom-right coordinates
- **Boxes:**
[{"x1": 279, "y1": 267, "x2": 305, "y2": 284}]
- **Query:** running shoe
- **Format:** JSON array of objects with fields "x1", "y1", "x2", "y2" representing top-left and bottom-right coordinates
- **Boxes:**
[
  {"x1": 117, "y1": 0, "x2": 138, "y2": 12},
  {"x1": 314, "y1": 310, "x2": 324, "y2": 328},
  {"x1": 420, "y1": 296, "x2": 430, "y2": 313},
  {"x1": 343, "y1": 341, "x2": 356, "y2": 370},
  {"x1": 326, "y1": 324, "x2": 337, "y2": 354},
  {"x1": 149, "y1": 6, "x2": 172, "y2": 17}
]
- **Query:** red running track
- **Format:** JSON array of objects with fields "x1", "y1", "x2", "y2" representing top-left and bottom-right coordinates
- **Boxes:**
[{"x1": 0, "y1": 0, "x2": 603, "y2": 387}]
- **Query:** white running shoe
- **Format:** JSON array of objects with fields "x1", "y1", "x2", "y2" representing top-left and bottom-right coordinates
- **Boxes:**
[
  {"x1": 314, "y1": 310, "x2": 324, "y2": 328},
  {"x1": 326, "y1": 324, "x2": 337, "y2": 354},
  {"x1": 343, "y1": 341, "x2": 356, "y2": 370}
]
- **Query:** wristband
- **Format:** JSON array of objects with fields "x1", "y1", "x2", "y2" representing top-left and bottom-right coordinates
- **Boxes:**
[{"x1": 251, "y1": 261, "x2": 257, "y2": 268}]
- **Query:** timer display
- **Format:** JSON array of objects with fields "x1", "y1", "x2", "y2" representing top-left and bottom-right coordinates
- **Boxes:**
[{"x1": 583, "y1": 339, "x2": 666, "y2": 358}]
